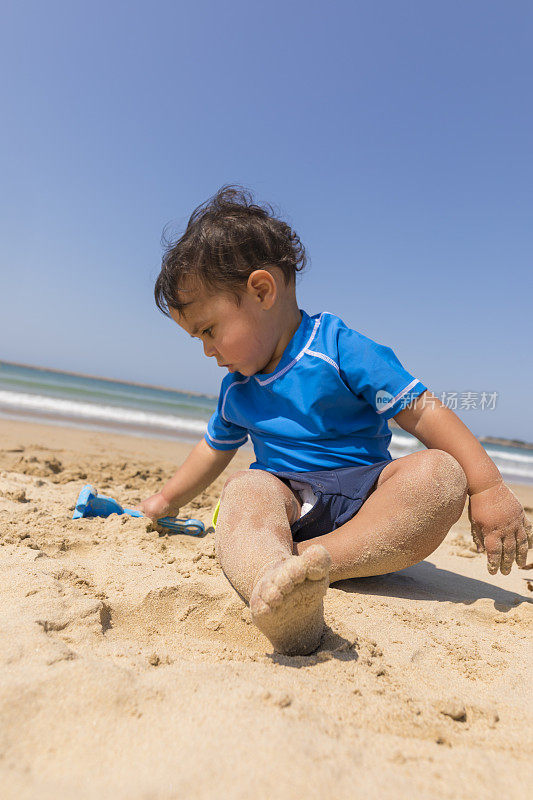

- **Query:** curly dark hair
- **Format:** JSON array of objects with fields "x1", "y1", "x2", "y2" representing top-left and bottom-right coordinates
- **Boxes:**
[{"x1": 154, "y1": 185, "x2": 307, "y2": 316}]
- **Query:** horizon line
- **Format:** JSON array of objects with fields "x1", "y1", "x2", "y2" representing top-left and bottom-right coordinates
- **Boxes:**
[{"x1": 0, "y1": 359, "x2": 218, "y2": 401}]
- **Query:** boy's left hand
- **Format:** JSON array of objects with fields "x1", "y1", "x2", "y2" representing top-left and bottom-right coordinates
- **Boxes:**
[{"x1": 468, "y1": 481, "x2": 532, "y2": 575}]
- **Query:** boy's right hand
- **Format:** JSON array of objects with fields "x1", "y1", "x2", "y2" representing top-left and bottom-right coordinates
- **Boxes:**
[{"x1": 135, "y1": 492, "x2": 179, "y2": 521}]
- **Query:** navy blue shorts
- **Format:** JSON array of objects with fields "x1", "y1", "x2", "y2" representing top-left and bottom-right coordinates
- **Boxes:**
[{"x1": 271, "y1": 459, "x2": 392, "y2": 543}]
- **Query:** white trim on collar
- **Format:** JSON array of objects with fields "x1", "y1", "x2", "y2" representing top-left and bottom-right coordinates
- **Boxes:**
[{"x1": 221, "y1": 375, "x2": 250, "y2": 423}]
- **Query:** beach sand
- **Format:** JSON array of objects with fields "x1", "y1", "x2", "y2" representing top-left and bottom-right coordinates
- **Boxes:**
[{"x1": 1, "y1": 419, "x2": 531, "y2": 799}]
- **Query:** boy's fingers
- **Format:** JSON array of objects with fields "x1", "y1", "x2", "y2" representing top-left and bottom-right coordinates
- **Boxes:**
[
  {"x1": 516, "y1": 527, "x2": 529, "y2": 569},
  {"x1": 500, "y1": 531, "x2": 517, "y2": 575},
  {"x1": 484, "y1": 533, "x2": 502, "y2": 575},
  {"x1": 470, "y1": 521, "x2": 484, "y2": 551},
  {"x1": 524, "y1": 514, "x2": 533, "y2": 547},
  {"x1": 472, "y1": 528, "x2": 484, "y2": 552}
]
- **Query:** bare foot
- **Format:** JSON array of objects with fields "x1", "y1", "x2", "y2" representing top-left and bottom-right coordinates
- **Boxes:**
[{"x1": 249, "y1": 545, "x2": 332, "y2": 656}]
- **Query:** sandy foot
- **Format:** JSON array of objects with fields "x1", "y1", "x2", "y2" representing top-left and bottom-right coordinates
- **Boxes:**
[{"x1": 249, "y1": 545, "x2": 332, "y2": 656}]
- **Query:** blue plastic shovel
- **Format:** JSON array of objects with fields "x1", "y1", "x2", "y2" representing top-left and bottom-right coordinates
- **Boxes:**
[{"x1": 72, "y1": 484, "x2": 205, "y2": 536}]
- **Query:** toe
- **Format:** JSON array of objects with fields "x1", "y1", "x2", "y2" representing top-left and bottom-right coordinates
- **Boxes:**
[
  {"x1": 260, "y1": 580, "x2": 284, "y2": 608},
  {"x1": 302, "y1": 545, "x2": 332, "y2": 580},
  {"x1": 281, "y1": 558, "x2": 307, "y2": 588},
  {"x1": 275, "y1": 560, "x2": 301, "y2": 594},
  {"x1": 249, "y1": 595, "x2": 269, "y2": 616}
]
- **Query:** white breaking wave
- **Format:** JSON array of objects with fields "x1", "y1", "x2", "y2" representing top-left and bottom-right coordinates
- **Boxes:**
[
  {"x1": 391, "y1": 432, "x2": 533, "y2": 463},
  {"x1": 389, "y1": 434, "x2": 420, "y2": 452},
  {"x1": 480, "y1": 447, "x2": 533, "y2": 465},
  {"x1": 0, "y1": 390, "x2": 208, "y2": 436},
  {"x1": 1, "y1": 390, "x2": 532, "y2": 482},
  {"x1": 390, "y1": 431, "x2": 533, "y2": 482}
]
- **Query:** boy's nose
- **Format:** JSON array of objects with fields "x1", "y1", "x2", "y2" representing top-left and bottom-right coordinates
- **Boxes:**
[{"x1": 203, "y1": 341, "x2": 218, "y2": 358}]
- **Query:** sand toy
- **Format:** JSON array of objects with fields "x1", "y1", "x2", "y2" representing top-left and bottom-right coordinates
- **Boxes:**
[{"x1": 73, "y1": 484, "x2": 205, "y2": 536}]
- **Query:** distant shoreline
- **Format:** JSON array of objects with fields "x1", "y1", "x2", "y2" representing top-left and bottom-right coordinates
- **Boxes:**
[
  {"x1": 388, "y1": 420, "x2": 533, "y2": 450},
  {"x1": 0, "y1": 359, "x2": 218, "y2": 401},
  {"x1": 478, "y1": 435, "x2": 533, "y2": 451}
]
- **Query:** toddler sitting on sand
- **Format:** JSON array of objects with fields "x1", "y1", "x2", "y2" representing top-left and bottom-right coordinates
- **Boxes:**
[{"x1": 138, "y1": 186, "x2": 531, "y2": 655}]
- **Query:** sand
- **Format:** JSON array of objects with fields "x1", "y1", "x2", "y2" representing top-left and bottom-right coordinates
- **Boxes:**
[{"x1": 0, "y1": 419, "x2": 532, "y2": 800}]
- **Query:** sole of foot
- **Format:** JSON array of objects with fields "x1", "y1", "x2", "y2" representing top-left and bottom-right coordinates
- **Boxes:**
[{"x1": 249, "y1": 544, "x2": 332, "y2": 656}]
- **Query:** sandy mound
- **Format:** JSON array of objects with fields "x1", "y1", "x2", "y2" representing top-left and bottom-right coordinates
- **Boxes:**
[{"x1": 0, "y1": 421, "x2": 532, "y2": 799}]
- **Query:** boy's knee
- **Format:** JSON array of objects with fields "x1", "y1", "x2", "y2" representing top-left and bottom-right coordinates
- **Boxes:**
[
  {"x1": 428, "y1": 449, "x2": 467, "y2": 495},
  {"x1": 223, "y1": 468, "x2": 276, "y2": 494},
  {"x1": 412, "y1": 449, "x2": 468, "y2": 512},
  {"x1": 221, "y1": 469, "x2": 285, "y2": 504},
  {"x1": 410, "y1": 448, "x2": 468, "y2": 516},
  {"x1": 222, "y1": 469, "x2": 250, "y2": 491},
  {"x1": 220, "y1": 469, "x2": 298, "y2": 522}
]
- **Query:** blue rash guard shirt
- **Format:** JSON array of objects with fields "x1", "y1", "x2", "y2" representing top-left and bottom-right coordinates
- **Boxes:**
[{"x1": 205, "y1": 310, "x2": 427, "y2": 473}]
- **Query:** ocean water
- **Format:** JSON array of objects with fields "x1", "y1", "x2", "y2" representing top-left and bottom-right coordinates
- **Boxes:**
[{"x1": 1, "y1": 361, "x2": 532, "y2": 485}]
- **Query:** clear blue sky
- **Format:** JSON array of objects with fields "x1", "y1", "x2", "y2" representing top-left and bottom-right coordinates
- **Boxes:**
[{"x1": 1, "y1": 1, "x2": 531, "y2": 440}]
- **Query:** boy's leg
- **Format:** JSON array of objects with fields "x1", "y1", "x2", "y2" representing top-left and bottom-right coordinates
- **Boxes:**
[
  {"x1": 214, "y1": 469, "x2": 331, "y2": 656},
  {"x1": 295, "y1": 449, "x2": 468, "y2": 582}
]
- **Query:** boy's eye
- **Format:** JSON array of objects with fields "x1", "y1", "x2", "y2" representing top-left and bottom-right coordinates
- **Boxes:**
[{"x1": 202, "y1": 327, "x2": 214, "y2": 338}]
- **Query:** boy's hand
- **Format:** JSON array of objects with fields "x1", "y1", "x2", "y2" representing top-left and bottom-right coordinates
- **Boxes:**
[
  {"x1": 135, "y1": 492, "x2": 179, "y2": 521},
  {"x1": 467, "y1": 481, "x2": 532, "y2": 575}
]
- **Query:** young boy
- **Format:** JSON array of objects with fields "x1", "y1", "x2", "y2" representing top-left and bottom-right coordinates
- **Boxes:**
[{"x1": 138, "y1": 186, "x2": 531, "y2": 656}]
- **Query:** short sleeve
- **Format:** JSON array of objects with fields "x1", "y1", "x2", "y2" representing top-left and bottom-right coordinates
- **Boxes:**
[
  {"x1": 336, "y1": 324, "x2": 427, "y2": 421},
  {"x1": 205, "y1": 383, "x2": 249, "y2": 451}
]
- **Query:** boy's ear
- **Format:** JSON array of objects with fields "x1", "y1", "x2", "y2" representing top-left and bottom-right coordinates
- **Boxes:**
[{"x1": 247, "y1": 269, "x2": 277, "y2": 309}]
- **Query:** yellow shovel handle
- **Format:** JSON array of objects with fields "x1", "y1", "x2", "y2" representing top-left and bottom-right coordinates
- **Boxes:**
[{"x1": 212, "y1": 499, "x2": 221, "y2": 529}]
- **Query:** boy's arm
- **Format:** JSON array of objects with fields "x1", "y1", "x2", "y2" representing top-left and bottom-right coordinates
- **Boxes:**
[
  {"x1": 393, "y1": 390, "x2": 531, "y2": 574},
  {"x1": 393, "y1": 390, "x2": 501, "y2": 495},
  {"x1": 136, "y1": 437, "x2": 238, "y2": 519}
]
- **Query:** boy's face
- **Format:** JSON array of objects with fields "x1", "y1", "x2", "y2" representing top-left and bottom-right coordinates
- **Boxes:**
[{"x1": 170, "y1": 272, "x2": 285, "y2": 376}]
